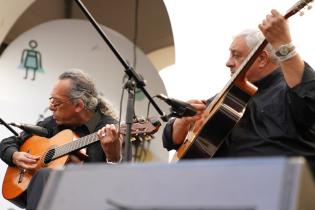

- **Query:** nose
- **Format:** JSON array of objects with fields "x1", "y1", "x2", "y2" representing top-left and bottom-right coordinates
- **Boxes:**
[
  {"x1": 49, "y1": 103, "x2": 56, "y2": 112},
  {"x1": 226, "y1": 56, "x2": 234, "y2": 69}
]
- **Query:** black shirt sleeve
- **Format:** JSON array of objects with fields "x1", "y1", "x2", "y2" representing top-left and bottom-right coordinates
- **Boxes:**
[
  {"x1": 0, "y1": 117, "x2": 54, "y2": 166},
  {"x1": 0, "y1": 132, "x2": 32, "y2": 166},
  {"x1": 162, "y1": 118, "x2": 182, "y2": 151},
  {"x1": 288, "y1": 62, "x2": 315, "y2": 127}
]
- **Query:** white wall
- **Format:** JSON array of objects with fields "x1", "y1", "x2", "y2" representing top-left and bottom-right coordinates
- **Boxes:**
[{"x1": 161, "y1": 0, "x2": 315, "y2": 100}]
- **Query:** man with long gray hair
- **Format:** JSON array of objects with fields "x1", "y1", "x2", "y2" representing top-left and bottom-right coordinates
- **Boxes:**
[{"x1": 0, "y1": 69, "x2": 122, "y2": 210}]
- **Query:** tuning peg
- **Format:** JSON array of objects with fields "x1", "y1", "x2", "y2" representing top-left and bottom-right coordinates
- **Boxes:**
[
  {"x1": 307, "y1": 4, "x2": 312, "y2": 10},
  {"x1": 143, "y1": 135, "x2": 154, "y2": 141},
  {"x1": 299, "y1": 10, "x2": 305, "y2": 16}
]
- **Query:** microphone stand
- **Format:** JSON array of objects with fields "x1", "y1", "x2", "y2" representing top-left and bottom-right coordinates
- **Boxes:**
[
  {"x1": 74, "y1": 0, "x2": 168, "y2": 162},
  {"x1": 0, "y1": 117, "x2": 19, "y2": 136}
]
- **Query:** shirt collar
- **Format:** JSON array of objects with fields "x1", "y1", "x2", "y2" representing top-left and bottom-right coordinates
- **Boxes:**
[
  {"x1": 84, "y1": 110, "x2": 102, "y2": 133},
  {"x1": 253, "y1": 68, "x2": 282, "y2": 90}
]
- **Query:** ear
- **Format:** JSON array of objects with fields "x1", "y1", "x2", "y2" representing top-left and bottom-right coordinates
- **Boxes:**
[
  {"x1": 257, "y1": 50, "x2": 270, "y2": 68},
  {"x1": 74, "y1": 99, "x2": 85, "y2": 112}
]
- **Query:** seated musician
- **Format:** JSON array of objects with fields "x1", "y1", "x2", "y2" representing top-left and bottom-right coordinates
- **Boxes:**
[
  {"x1": 0, "y1": 69, "x2": 122, "y2": 210},
  {"x1": 163, "y1": 10, "x2": 315, "y2": 177}
]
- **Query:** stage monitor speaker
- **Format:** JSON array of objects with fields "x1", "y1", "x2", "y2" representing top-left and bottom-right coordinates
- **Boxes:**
[{"x1": 37, "y1": 157, "x2": 315, "y2": 210}]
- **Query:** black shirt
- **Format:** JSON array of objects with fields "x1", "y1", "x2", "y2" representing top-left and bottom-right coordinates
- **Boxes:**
[
  {"x1": 0, "y1": 110, "x2": 117, "y2": 166},
  {"x1": 163, "y1": 62, "x2": 315, "y2": 158}
]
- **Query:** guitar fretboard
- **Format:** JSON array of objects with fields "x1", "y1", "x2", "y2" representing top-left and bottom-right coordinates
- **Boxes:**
[{"x1": 46, "y1": 132, "x2": 98, "y2": 162}]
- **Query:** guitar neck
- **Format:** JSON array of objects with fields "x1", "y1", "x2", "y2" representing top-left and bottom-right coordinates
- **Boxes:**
[
  {"x1": 51, "y1": 132, "x2": 98, "y2": 160},
  {"x1": 44, "y1": 118, "x2": 159, "y2": 162}
]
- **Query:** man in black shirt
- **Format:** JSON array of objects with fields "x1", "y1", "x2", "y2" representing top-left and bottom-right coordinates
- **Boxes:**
[
  {"x1": 163, "y1": 10, "x2": 315, "y2": 174},
  {"x1": 0, "y1": 70, "x2": 122, "y2": 210}
]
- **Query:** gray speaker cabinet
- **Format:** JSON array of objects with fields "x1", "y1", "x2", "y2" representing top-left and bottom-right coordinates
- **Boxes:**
[{"x1": 37, "y1": 157, "x2": 315, "y2": 210}]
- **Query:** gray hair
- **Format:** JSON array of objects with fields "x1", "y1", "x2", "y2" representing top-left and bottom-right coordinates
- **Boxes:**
[
  {"x1": 235, "y1": 29, "x2": 278, "y2": 63},
  {"x1": 59, "y1": 69, "x2": 117, "y2": 119}
]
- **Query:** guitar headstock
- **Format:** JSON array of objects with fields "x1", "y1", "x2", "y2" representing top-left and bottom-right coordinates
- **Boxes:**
[
  {"x1": 286, "y1": 0, "x2": 313, "y2": 18},
  {"x1": 119, "y1": 117, "x2": 161, "y2": 138}
]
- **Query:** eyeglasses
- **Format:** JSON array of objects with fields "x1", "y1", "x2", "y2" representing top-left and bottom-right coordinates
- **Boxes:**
[{"x1": 49, "y1": 97, "x2": 73, "y2": 108}]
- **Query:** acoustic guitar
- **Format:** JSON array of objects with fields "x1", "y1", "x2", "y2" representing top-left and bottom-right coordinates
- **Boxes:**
[
  {"x1": 2, "y1": 118, "x2": 160, "y2": 207},
  {"x1": 173, "y1": 0, "x2": 313, "y2": 161}
]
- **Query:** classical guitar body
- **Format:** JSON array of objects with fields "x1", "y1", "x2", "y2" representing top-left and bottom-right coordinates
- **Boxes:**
[
  {"x1": 2, "y1": 130, "x2": 75, "y2": 207},
  {"x1": 175, "y1": 85, "x2": 252, "y2": 160},
  {"x1": 2, "y1": 118, "x2": 159, "y2": 207}
]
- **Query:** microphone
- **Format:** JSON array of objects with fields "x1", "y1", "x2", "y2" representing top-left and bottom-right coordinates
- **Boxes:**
[
  {"x1": 156, "y1": 94, "x2": 197, "y2": 118},
  {"x1": 9, "y1": 122, "x2": 49, "y2": 137}
]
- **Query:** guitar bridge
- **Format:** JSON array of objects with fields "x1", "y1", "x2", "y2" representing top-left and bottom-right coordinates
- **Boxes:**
[{"x1": 18, "y1": 169, "x2": 26, "y2": 184}]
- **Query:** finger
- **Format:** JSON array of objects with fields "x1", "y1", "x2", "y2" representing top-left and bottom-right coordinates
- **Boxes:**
[
  {"x1": 186, "y1": 99, "x2": 202, "y2": 103},
  {"x1": 22, "y1": 156, "x2": 38, "y2": 164},
  {"x1": 97, "y1": 126, "x2": 108, "y2": 138},
  {"x1": 109, "y1": 124, "x2": 118, "y2": 135},
  {"x1": 271, "y1": 9, "x2": 281, "y2": 17},
  {"x1": 98, "y1": 125, "x2": 114, "y2": 143},
  {"x1": 190, "y1": 114, "x2": 203, "y2": 122},
  {"x1": 97, "y1": 129, "x2": 102, "y2": 138},
  {"x1": 104, "y1": 124, "x2": 112, "y2": 133},
  {"x1": 104, "y1": 125, "x2": 111, "y2": 136},
  {"x1": 25, "y1": 153, "x2": 40, "y2": 160},
  {"x1": 187, "y1": 99, "x2": 206, "y2": 105},
  {"x1": 194, "y1": 103, "x2": 207, "y2": 111},
  {"x1": 106, "y1": 124, "x2": 117, "y2": 136},
  {"x1": 109, "y1": 124, "x2": 116, "y2": 130},
  {"x1": 262, "y1": 20, "x2": 268, "y2": 27},
  {"x1": 178, "y1": 114, "x2": 202, "y2": 125},
  {"x1": 266, "y1": 14, "x2": 273, "y2": 22},
  {"x1": 21, "y1": 163, "x2": 38, "y2": 170},
  {"x1": 98, "y1": 128, "x2": 107, "y2": 138}
]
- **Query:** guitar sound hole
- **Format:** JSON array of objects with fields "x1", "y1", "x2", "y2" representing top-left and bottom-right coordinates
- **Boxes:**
[{"x1": 44, "y1": 149, "x2": 55, "y2": 164}]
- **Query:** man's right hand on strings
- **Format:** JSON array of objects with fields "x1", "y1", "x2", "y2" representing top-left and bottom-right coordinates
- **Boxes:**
[
  {"x1": 12, "y1": 151, "x2": 39, "y2": 170},
  {"x1": 172, "y1": 99, "x2": 206, "y2": 145}
]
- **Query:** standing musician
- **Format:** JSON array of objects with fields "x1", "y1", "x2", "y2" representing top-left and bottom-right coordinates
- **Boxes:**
[
  {"x1": 163, "y1": 10, "x2": 315, "y2": 176},
  {"x1": 0, "y1": 69, "x2": 122, "y2": 210}
]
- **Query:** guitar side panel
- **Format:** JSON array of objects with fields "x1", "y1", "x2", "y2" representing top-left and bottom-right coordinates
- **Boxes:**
[{"x1": 181, "y1": 108, "x2": 240, "y2": 159}]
